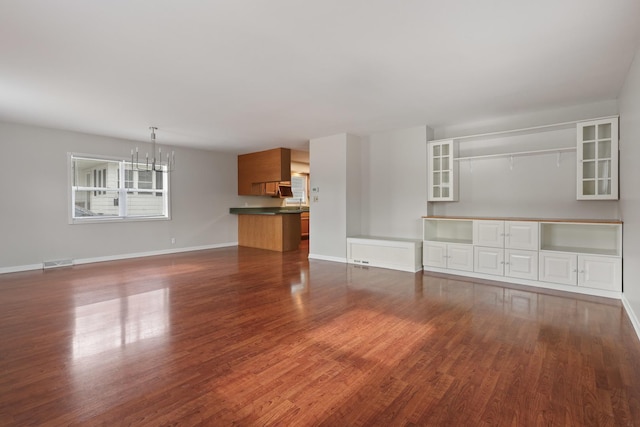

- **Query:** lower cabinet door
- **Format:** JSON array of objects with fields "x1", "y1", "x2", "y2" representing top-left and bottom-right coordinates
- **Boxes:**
[
  {"x1": 539, "y1": 252, "x2": 577, "y2": 286},
  {"x1": 423, "y1": 241, "x2": 447, "y2": 268},
  {"x1": 447, "y1": 244, "x2": 474, "y2": 272},
  {"x1": 474, "y1": 246, "x2": 504, "y2": 276},
  {"x1": 506, "y1": 249, "x2": 538, "y2": 280},
  {"x1": 578, "y1": 255, "x2": 621, "y2": 291}
]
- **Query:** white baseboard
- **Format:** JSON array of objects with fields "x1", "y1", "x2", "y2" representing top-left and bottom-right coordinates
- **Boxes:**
[
  {"x1": 622, "y1": 294, "x2": 640, "y2": 341},
  {"x1": 423, "y1": 266, "x2": 622, "y2": 300},
  {"x1": 0, "y1": 242, "x2": 238, "y2": 275},
  {"x1": 0, "y1": 263, "x2": 44, "y2": 275},
  {"x1": 308, "y1": 253, "x2": 347, "y2": 264}
]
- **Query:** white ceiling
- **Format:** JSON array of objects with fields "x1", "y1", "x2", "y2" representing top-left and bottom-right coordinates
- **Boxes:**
[{"x1": 1, "y1": 1, "x2": 639, "y2": 153}]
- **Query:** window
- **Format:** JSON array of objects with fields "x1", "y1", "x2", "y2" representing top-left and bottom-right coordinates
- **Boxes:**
[
  {"x1": 70, "y1": 154, "x2": 170, "y2": 222},
  {"x1": 286, "y1": 174, "x2": 308, "y2": 205},
  {"x1": 155, "y1": 171, "x2": 163, "y2": 197}
]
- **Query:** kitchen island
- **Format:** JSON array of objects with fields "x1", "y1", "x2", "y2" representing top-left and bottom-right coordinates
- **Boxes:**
[{"x1": 229, "y1": 207, "x2": 307, "y2": 252}]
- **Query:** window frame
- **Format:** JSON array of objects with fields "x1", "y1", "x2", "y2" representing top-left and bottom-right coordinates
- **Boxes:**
[
  {"x1": 68, "y1": 153, "x2": 171, "y2": 224},
  {"x1": 285, "y1": 173, "x2": 309, "y2": 205}
]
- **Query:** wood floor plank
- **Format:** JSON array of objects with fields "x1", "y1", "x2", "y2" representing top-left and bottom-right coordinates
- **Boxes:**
[{"x1": 1, "y1": 241, "x2": 640, "y2": 425}]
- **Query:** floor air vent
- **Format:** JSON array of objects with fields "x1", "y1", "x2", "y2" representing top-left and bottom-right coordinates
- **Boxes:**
[{"x1": 43, "y1": 259, "x2": 73, "y2": 269}]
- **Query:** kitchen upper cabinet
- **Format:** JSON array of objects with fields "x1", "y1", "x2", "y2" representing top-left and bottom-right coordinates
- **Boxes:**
[
  {"x1": 577, "y1": 118, "x2": 619, "y2": 200},
  {"x1": 427, "y1": 139, "x2": 458, "y2": 202},
  {"x1": 238, "y1": 148, "x2": 291, "y2": 195}
]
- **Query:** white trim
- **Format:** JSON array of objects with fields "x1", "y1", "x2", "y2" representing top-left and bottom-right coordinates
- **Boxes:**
[
  {"x1": 73, "y1": 242, "x2": 238, "y2": 265},
  {"x1": 0, "y1": 263, "x2": 45, "y2": 275},
  {"x1": 0, "y1": 242, "x2": 238, "y2": 275},
  {"x1": 308, "y1": 254, "x2": 347, "y2": 263},
  {"x1": 622, "y1": 294, "x2": 640, "y2": 341}
]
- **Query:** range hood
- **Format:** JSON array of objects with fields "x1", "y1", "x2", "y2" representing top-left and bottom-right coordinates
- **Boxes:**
[{"x1": 275, "y1": 183, "x2": 293, "y2": 198}]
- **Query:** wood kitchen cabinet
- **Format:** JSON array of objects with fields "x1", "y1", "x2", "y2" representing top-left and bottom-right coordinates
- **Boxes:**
[
  {"x1": 237, "y1": 213, "x2": 301, "y2": 251},
  {"x1": 238, "y1": 148, "x2": 291, "y2": 195},
  {"x1": 301, "y1": 212, "x2": 309, "y2": 238}
]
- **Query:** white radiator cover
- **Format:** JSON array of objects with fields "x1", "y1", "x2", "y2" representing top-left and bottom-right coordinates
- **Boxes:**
[{"x1": 347, "y1": 236, "x2": 423, "y2": 273}]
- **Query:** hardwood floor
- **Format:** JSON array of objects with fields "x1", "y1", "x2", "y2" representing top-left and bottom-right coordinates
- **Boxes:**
[{"x1": 1, "y1": 241, "x2": 640, "y2": 426}]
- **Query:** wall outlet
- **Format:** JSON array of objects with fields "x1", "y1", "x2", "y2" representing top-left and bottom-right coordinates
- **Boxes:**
[{"x1": 171, "y1": 237, "x2": 176, "y2": 244}]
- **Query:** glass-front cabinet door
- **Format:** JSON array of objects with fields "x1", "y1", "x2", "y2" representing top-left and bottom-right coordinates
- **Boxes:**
[
  {"x1": 577, "y1": 118, "x2": 618, "y2": 200},
  {"x1": 427, "y1": 139, "x2": 458, "y2": 202}
]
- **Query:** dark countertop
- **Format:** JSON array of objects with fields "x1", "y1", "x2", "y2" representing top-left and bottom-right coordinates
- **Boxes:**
[{"x1": 229, "y1": 206, "x2": 309, "y2": 215}]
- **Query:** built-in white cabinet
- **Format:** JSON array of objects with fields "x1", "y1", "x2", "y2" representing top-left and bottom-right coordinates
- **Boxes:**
[
  {"x1": 473, "y1": 220, "x2": 538, "y2": 250},
  {"x1": 423, "y1": 218, "x2": 472, "y2": 271},
  {"x1": 423, "y1": 217, "x2": 622, "y2": 297},
  {"x1": 578, "y1": 255, "x2": 621, "y2": 291},
  {"x1": 474, "y1": 247, "x2": 538, "y2": 280},
  {"x1": 506, "y1": 249, "x2": 539, "y2": 280},
  {"x1": 577, "y1": 118, "x2": 619, "y2": 200},
  {"x1": 474, "y1": 221, "x2": 504, "y2": 248},
  {"x1": 424, "y1": 242, "x2": 473, "y2": 271},
  {"x1": 427, "y1": 139, "x2": 457, "y2": 202},
  {"x1": 506, "y1": 222, "x2": 539, "y2": 250},
  {"x1": 347, "y1": 237, "x2": 423, "y2": 273},
  {"x1": 473, "y1": 220, "x2": 538, "y2": 280},
  {"x1": 474, "y1": 246, "x2": 504, "y2": 275},
  {"x1": 540, "y1": 252, "x2": 622, "y2": 291},
  {"x1": 538, "y1": 252, "x2": 577, "y2": 286},
  {"x1": 538, "y1": 221, "x2": 622, "y2": 291},
  {"x1": 539, "y1": 253, "x2": 620, "y2": 291}
]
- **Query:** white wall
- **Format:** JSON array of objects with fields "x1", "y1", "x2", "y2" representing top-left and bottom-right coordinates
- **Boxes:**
[
  {"x1": 619, "y1": 45, "x2": 640, "y2": 336},
  {"x1": 430, "y1": 101, "x2": 620, "y2": 219},
  {"x1": 346, "y1": 134, "x2": 363, "y2": 237},
  {"x1": 0, "y1": 121, "x2": 240, "y2": 272},
  {"x1": 309, "y1": 134, "x2": 349, "y2": 261},
  {"x1": 362, "y1": 126, "x2": 429, "y2": 239}
]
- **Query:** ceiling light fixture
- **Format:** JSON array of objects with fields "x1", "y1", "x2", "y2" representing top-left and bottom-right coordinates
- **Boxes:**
[{"x1": 131, "y1": 127, "x2": 175, "y2": 173}]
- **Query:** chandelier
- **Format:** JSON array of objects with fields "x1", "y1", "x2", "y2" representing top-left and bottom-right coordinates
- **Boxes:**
[{"x1": 131, "y1": 127, "x2": 175, "y2": 173}]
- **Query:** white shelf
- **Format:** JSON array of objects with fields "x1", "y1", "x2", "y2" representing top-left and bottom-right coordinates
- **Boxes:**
[
  {"x1": 539, "y1": 222, "x2": 621, "y2": 257},
  {"x1": 429, "y1": 115, "x2": 618, "y2": 144},
  {"x1": 539, "y1": 245, "x2": 618, "y2": 256},
  {"x1": 455, "y1": 147, "x2": 575, "y2": 162},
  {"x1": 423, "y1": 218, "x2": 473, "y2": 243},
  {"x1": 424, "y1": 237, "x2": 472, "y2": 245}
]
